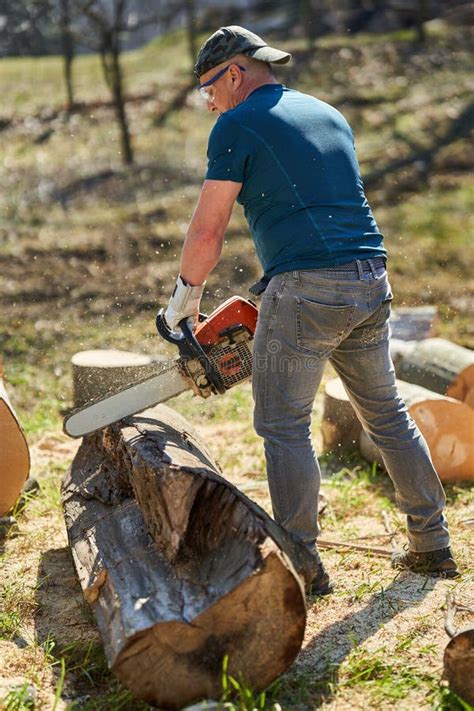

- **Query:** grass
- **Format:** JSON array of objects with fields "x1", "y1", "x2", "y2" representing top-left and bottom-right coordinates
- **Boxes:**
[
  {"x1": 338, "y1": 645, "x2": 435, "y2": 702},
  {"x1": 0, "y1": 611, "x2": 22, "y2": 641},
  {"x1": 221, "y1": 655, "x2": 282, "y2": 711},
  {"x1": 0, "y1": 18, "x2": 473, "y2": 711},
  {"x1": 2, "y1": 682, "x2": 36, "y2": 710}
]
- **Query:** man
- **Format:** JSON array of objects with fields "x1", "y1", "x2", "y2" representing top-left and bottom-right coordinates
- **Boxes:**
[{"x1": 164, "y1": 26, "x2": 458, "y2": 593}]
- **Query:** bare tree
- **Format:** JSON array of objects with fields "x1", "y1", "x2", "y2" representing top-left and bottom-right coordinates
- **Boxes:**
[
  {"x1": 300, "y1": 0, "x2": 318, "y2": 49},
  {"x1": 184, "y1": 0, "x2": 197, "y2": 66},
  {"x1": 73, "y1": 0, "x2": 159, "y2": 165},
  {"x1": 415, "y1": 0, "x2": 428, "y2": 43},
  {"x1": 58, "y1": 0, "x2": 75, "y2": 110},
  {"x1": 74, "y1": 0, "x2": 134, "y2": 164}
]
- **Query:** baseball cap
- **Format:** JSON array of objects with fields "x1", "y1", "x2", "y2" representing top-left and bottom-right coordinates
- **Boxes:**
[{"x1": 194, "y1": 25, "x2": 292, "y2": 79}]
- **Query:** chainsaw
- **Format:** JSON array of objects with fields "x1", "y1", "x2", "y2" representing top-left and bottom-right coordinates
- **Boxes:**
[{"x1": 63, "y1": 296, "x2": 258, "y2": 438}]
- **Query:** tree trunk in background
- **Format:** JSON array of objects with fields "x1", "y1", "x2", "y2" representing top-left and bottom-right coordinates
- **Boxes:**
[
  {"x1": 415, "y1": 0, "x2": 428, "y2": 43},
  {"x1": 110, "y1": 40, "x2": 133, "y2": 165},
  {"x1": 99, "y1": 32, "x2": 133, "y2": 165},
  {"x1": 185, "y1": 0, "x2": 197, "y2": 67},
  {"x1": 323, "y1": 376, "x2": 474, "y2": 483},
  {"x1": 300, "y1": 0, "x2": 318, "y2": 49},
  {"x1": 89, "y1": 2, "x2": 134, "y2": 166},
  {"x1": 59, "y1": 0, "x2": 75, "y2": 111},
  {"x1": 62, "y1": 404, "x2": 313, "y2": 708}
]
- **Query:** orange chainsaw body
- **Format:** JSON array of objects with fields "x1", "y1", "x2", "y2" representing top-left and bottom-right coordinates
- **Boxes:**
[{"x1": 194, "y1": 296, "x2": 258, "y2": 347}]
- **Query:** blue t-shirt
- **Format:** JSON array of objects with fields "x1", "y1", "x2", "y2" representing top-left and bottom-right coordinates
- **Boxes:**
[{"x1": 206, "y1": 84, "x2": 386, "y2": 278}]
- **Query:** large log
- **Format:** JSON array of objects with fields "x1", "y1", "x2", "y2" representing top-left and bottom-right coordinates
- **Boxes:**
[
  {"x1": 0, "y1": 360, "x2": 30, "y2": 516},
  {"x1": 359, "y1": 380, "x2": 474, "y2": 483},
  {"x1": 62, "y1": 405, "x2": 313, "y2": 708},
  {"x1": 397, "y1": 338, "x2": 474, "y2": 404}
]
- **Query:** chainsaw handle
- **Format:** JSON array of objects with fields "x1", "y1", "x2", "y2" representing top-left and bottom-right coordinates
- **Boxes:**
[
  {"x1": 179, "y1": 320, "x2": 226, "y2": 394},
  {"x1": 155, "y1": 311, "x2": 207, "y2": 345},
  {"x1": 155, "y1": 310, "x2": 187, "y2": 346},
  {"x1": 155, "y1": 310, "x2": 226, "y2": 395}
]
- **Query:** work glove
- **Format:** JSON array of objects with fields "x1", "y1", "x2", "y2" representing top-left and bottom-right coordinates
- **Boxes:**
[{"x1": 163, "y1": 275, "x2": 205, "y2": 333}]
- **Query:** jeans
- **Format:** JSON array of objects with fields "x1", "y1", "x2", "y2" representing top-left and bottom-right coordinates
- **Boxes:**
[{"x1": 252, "y1": 259, "x2": 449, "y2": 554}]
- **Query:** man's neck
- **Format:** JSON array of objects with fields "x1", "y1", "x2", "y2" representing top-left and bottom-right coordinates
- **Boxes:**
[{"x1": 240, "y1": 76, "x2": 279, "y2": 103}]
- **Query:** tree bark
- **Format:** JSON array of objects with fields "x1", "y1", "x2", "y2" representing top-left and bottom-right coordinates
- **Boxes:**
[
  {"x1": 110, "y1": 40, "x2": 133, "y2": 165},
  {"x1": 415, "y1": 0, "x2": 428, "y2": 44},
  {"x1": 444, "y1": 594, "x2": 474, "y2": 705},
  {"x1": 62, "y1": 404, "x2": 313, "y2": 708},
  {"x1": 444, "y1": 628, "x2": 474, "y2": 704},
  {"x1": 397, "y1": 338, "x2": 474, "y2": 404},
  {"x1": 59, "y1": 0, "x2": 75, "y2": 111},
  {"x1": 185, "y1": 0, "x2": 197, "y2": 66},
  {"x1": 300, "y1": 0, "x2": 318, "y2": 49}
]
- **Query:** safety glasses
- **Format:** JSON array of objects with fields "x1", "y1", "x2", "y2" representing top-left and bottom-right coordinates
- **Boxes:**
[{"x1": 197, "y1": 64, "x2": 246, "y2": 101}]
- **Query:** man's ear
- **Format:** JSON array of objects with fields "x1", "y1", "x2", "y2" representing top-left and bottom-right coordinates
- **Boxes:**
[{"x1": 230, "y1": 64, "x2": 242, "y2": 84}]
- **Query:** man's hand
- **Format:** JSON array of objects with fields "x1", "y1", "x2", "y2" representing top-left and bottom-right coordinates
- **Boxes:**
[{"x1": 163, "y1": 275, "x2": 205, "y2": 332}]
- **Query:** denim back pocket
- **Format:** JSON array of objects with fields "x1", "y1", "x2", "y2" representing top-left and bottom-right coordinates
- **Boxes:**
[{"x1": 296, "y1": 296, "x2": 356, "y2": 358}]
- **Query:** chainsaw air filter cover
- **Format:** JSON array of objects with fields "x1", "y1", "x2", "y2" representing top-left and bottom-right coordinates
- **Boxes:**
[{"x1": 195, "y1": 296, "x2": 258, "y2": 390}]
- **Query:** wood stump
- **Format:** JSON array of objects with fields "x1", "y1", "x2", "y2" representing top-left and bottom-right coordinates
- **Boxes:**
[
  {"x1": 321, "y1": 377, "x2": 362, "y2": 456},
  {"x1": 397, "y1": 338, "x2": 474, "y2": 404},
  {"x1": 62, "y1": 405, "x2": 313, "y2": 708},
  {"x1": 0, "y1": 360, "x2": 30, "y2": 516},
  {"x1": 71, "y1": 349, "x2": 165, "y2": 408}
]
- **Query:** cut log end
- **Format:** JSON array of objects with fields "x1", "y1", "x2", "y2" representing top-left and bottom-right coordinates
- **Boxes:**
[
  {"x1": 409, "y1": 399, "x2": 474, "y2": 483},
  {"x1": 0, "y1": 385, "x2": 30, "y2": 516},
  {"x1": 444, "y1": 629, "x2": 474, "y2": 706},
  {"x1": 447, "y1": 363, "x2": 474, "y2": 404},
  {"x1": 114, "y1": 548, "x2": 305, "y2": 707}
]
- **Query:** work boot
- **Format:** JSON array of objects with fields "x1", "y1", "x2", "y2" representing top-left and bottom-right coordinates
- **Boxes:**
[
  {"x1": 306, "y1": 559, "x2": 334, "y2": 597},
  {"x1": 391, "y1": 546, "x2": 459, "y2": 578}
]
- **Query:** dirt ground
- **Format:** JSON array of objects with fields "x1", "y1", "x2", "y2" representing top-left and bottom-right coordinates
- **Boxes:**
[{"x1": 1, "y1": 407, "x2": 472, "y2": 710}]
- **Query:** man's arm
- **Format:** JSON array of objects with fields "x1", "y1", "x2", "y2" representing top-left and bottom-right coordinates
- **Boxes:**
[
  {"x1": 180, "y1": 179, "x2": 242, "y2": 285},
  {"x1": 163, "y1": 179, "x2": 241, "y2": 331}
]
